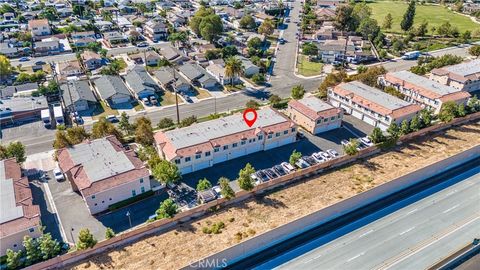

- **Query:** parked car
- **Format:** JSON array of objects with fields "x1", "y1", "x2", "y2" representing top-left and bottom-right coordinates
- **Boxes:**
[
  {"x1": 272, "y1": 165, "x2": 286, "y2": 176},
  {"x1": 341, "y1": 139, "x2": 350, "y2": 146},
  {"x1": 142, "y1": 97, "x2": 151, "y2": 106},
  {"x1": 19, "y1": 57, "x2": 29, "y2": 62},
  {"x1": 296, "y1": 132, "x2": 306, "y2": 140},
  {"x1": 360, "y1": 137, "x2": 374, "y2": 147},
  {"x1": 35, "y1": 60, "x2": 46, "y2": 65},
  {"x1": 279, "y1": 38, "x2": 285, "y2": 44},
  {"x1": 303, "y1": 156, "x2": 317, "y2": 166},
  {"x1": 312, "y1": 152, "x2": 326, "y2": 163},
  {"x1": 251, "y1": 173, "x2": 261, "y2": 185},
  {"x1": 281, "y1": 162, "x2": 295, "y2": 173},
  {"x1": 326, "y1": 149, "x2": 339, "y2": 158},
  {"x1": 149, "y1": 96, "x2": 158, "y2": 105},
  {"x1": 256, "y1": 170, "x2": 269, "y2": 182},
  {"x1": 136, "y1": 42, "x2": 149, "y2": 47},
  {"x1": 106, "y1": 115, "x2": 118, "y2": 123},
  {"x1": 319, "y1": 151, "x2": 332, "y2": 160},
  {"x1": 295, "y1": 158, "x2": 310, "y2": 169},
  {"x1": 184, "y1": 95, "x2": 193, "y2": 103},
  {"x1": 264, "y1": 168, "x2": 279, "y2": 179},
  {"x1": 53, "y1": 167, "x2": 64, "y2": 181},
  {"x1": 213, "y1": 186, "x2": 222, "y2": 198},
  {"x1": 285, "y1": 18, "x2": 290, "y2": 23}
]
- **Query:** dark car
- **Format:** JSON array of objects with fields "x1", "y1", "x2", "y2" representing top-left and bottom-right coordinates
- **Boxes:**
[
  {"x1": 35, "y1": 60, "x2": 46, "y2": 65},
  {"x1": 296, "y1": 132, "x2": 306, "y2": 140},
  {"x1": 264, "y1": 169, "x2": 279, "y2": 180},
  {"x1": 303, "y1": 156, "x2": 318, "y2": 166},
  {"x1": 256, "y1": 170, "x2": 269, "y2": 182},
  {"x1": 273, "y1": 165, "x2": 286, "y2": 176}
]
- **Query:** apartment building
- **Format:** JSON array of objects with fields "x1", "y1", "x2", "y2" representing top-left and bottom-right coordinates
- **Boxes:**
[
  {"x1": 154, "y1": 107, "x2": 297, "y2": 174},
  {"x1": 430, "y1": 59, "x2": 480, "y2": 93},
  {"x1": 381, "y1": 71, "x2": 470, "y2": 114},
  {"x1": 28, "y1": 19, "x2": 51, "y2": 37},
  {"x1": 287, "y1": 96, "x2": 343, "y2": 134},
  {"x1": 328, "y1": 81, "x2": 422, "y2": 131},
  {"x1": 0, "y1": 158, "x2": 41, "y2": 256},
  {"x1": 57, "y1": 136, "x2": 150, "y2": 214}
]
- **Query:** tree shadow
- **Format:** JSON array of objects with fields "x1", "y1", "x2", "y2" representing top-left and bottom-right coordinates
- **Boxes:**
[{"x1": 254, "y1": 195, "x2": 288, "y2": 209}]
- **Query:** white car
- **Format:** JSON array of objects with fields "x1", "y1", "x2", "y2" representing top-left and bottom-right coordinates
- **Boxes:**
[
  {"x1": 251, "y1": 173, "x2": 261, "y2": 185},
  {"x1": 213, "y1": 186, "x2": 222, "y2": 198},
  {"x1": 281, "y1": 162, "x2": 295, "y2": 173},
  {"x1": 53, "y1": 168, "x2": 64, "y2": 181},
  {"x1": 360, "y1": 137, "x2": 374, "y2": 147},
  {"x1": 326, "y1": 149, "x2": 339, "y2": 157},
  {"x1": 319, "y1": 151, "x2": 332, "y2": 160},
  {"x1": 312, "y1": 152, "x2": 326, "y2": 163}
]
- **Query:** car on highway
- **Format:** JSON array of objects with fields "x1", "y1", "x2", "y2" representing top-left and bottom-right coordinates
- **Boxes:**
[
  {"x1": 360, "y1": 137, "x2": 374, "y2": 147},
  {"x1": 281, "y1": 162, "x2": 295, "y2": 173},
  {"x1": 264, "y1": 168, "x2": 279, "y2": 179},
  {"x1": 106, "y1": 115, "x2": 118, "y2": 123},
  {"x1": 272, "y1": 165, "x2": 287, "y2": 176},
  {"x1": 19, "y1": 57, "x2": 29, "y2": 62},
  {"x1": 295, "y1": 158, "x2": 310, "y2": 169},
  {"x1": 53, "y1": 167, "x2": 65, "y2": 181}
]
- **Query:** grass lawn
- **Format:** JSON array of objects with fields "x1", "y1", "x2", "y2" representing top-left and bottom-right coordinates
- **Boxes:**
[
  {"x1": 195, "y1": 88, "x2": 212, "y2": 99},
  {"x1": 115, "y1": 58, "x2": 128, "y2": 72},
  {"x1": 92, "y1": 101, "x2": 119, "y2": 120},
  {"x1": 368, "y1": 1, "x2": 480, "y2": 34},
  {"x1": 132, "y1": 101, "x2": 145, "y2": 111},
  {"x1": 224, "y1": 84, "x2": 244, "y2": 93},
  {"x1": 297, "y1": 55, "x2": 323, "y2": 77},
  {"x1": 158, "y1": 91, "x2": 180, "y2": 106}
]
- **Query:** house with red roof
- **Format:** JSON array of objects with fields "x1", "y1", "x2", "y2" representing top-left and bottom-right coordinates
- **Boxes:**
[
  {"x1": 287, "y1": 96, "x2": 343, "y2": 134},
  {"x1": 57, "y1": 136, "x2": 150, "y2": 214},
  {"x1": 429, "y1": 59, "x2": 480, "y2": 93},
  {"x1": 0, "y1": 158, "x2": 41, "y2": 256},
  {"x1": 154, "y1": 107, "x2": 297, "y2": 174}
]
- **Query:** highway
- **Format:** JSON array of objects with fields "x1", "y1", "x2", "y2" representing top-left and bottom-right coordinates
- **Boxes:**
[{"x1": 256, "y1": 161, "x2": 480, "y2": 270}]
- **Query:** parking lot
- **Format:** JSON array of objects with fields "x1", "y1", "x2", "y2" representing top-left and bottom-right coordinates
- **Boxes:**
[{"x1": 180, "y1": 114, "x2": 374, "y2": 192}]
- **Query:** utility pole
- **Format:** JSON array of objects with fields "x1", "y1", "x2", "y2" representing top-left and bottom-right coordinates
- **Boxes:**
[{"x1": 173, "y1": 67, "x2": 180, "y2": 124}]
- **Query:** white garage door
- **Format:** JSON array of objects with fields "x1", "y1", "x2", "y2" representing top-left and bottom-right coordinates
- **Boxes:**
[
  {"x1": 246, "y1": 144, "x2": 262, "y2": 155},
  {"x1": 213, "y1": 154, "x2": 228, "y2": 164},
  {"x1": 194, "y1": 160, "x2": 210, "y2": 171},
  {"x1": 330, "y1": 100, "x2": 340, "y2": 107},
  {"x1": 352, "y1": 109, "x2": 363, "y2": 119},
  {"x1": 277, "y1": 137, "x2": 295, "y2": 148},
  {"x1": 341, "y1": 104, "x2": 352, "y2": 114},
  {"x1": 229, "y1": 148, "x2": 244, "y2": 159},
  {"x1": 363, "y1": 115, "x2": 377, "y2": 126},
  {"x1": 180, "y1": 165, "x2": 193, "y2": 175},
  {"x1": 111, "y1": 96, "x2": 130, "y2": 104}
]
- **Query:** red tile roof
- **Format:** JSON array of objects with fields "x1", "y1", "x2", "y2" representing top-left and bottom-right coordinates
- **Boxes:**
[{"x1": 288, "y1": 98, "x2": 341, "y2": 121}]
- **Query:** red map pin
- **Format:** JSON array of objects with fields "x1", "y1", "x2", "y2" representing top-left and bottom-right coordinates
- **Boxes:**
[{"x1": 243, "y1": 108, "x2": 258, "y2": 127}]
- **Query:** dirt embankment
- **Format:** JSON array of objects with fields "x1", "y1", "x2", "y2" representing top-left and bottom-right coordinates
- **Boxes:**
[{"x1": 70, "y1": 123, "x2": 480, "y2": 270}]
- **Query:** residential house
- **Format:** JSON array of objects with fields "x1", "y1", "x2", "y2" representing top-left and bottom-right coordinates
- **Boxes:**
[
  {"x1": 57, "y1": 136, "x2": 151, "y2": 214},
  {"x1": 81, "y1": 51, "x2": 103, "y2": 70},
  {"x1": 287, "y1": 96, "x2": 343, "y2": 134},
  {"x1": 153, "y1": 67, "x2": 191, "y2": 93},
  {"x1": 144, "y1": 20, "x2": 168, "y2": 42},
  {"x1": 61, "y1": 80, "x2": 98, "y2": 112},
  {"x1": 178, "y1": 63, "x2": 217, "y2": 89},
  {"x1": 0, "y1": 158, "x2": 41, "y2": 256},
  {"x1": 316, "y1": 38, "x2": 355, "y2": 64},
  {"x1": 103, "y1": 31, "x2": 128, "y2": 48},
  {"x1": 206, "y1": 63, "x2": 234, "y2": 85},
  {"x1": 94, "y1": 75, "x2": 132, "y2": 105},
  {"x1": 0, "y1": 96, "x2": 48, "y2": 126},
  {"x1": 128, "y1": 50, "x2": 162, "y2": 66},
  {"x1": 380, "y1": 71, "x2": 471, "y2": 114},
  {"x1": 328, "y1": 81, "x2": 422, "y2": 131},
  {"x1": 154, "y1": 107, "x2": 297, "y2": 174},
  {"x1": 430, "y1": 59, "x2": 480, "y2": 93},
  {"x1": 238, "y1": 56, "x2": 260, "y2": 77},
  {"x1": 124, "y1": 66, "x2": 158, "y2": 99},
  {"x1": 56, "y1": 60, "x2": 83, "y2": 79},
  {"x1": 28, "y1": 19, "x2": 51, "y2": 38},
  {"x1": 0, "y1": 83, "x2": 38, "y2": 98},
  {"x1": 71, "y1": 31, "x2": 97, "y2": 47},
  {"x1": 33, "y1": 40, "x2": 59, "y2": 56}
]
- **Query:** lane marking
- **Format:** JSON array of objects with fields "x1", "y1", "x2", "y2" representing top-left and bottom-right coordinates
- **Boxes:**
[
  {"x1": 406, "y1": 208, "x2": 418, "y2": 215},
  {"x1": 347, "y1": 252, "x2": 365, "y2": 262},
  {"x1": 399, "y1": 226, "x2": 415, "y2": 235},
  {"x1": 359, "y1": 230, "x2": 374, "y2": 238},
  {"x1": 443, "y1": 204, "x2": 460, "y2": 214}
]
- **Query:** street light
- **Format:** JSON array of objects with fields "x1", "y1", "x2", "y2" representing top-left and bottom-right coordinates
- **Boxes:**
[{"x1": 126, "y1": 211, "x2": 132, "y2": 228}]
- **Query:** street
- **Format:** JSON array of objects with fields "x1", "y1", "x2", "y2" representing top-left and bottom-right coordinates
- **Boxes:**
[{"x1": 272, "y1": 161, "x2": 480, "y2": 270}]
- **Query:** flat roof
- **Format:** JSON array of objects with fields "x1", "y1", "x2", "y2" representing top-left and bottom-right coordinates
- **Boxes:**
[
  {"x1": 339, "y1": 81, "x2": 411, "y2": 111},
  {"x1": 67, "y1": 139, "x2": 134, "y2": 182},
  {"x1": 298, "y1": 96, "x2": 334, "y2": 112},
  {"x1": 164, "y1": 107, "x2": 288, "y2": 150},
  {"x1": 443, "y1": 59, "x2": 480, "y2": 77},
  {"x1": 390, "y1": 71, "x2": 459, "y2": 96},
  {"x1": 0, "y1": 161, "x2": 24, "y2": 224}
]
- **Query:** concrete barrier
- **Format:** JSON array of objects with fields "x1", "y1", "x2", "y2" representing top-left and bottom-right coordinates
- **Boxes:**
[
  {"x1": 186, "y1": 144, "x2": 480, "y2": 269},
  {"x1": 24, "y1": 112, "x2": 480, "y2": 270}
]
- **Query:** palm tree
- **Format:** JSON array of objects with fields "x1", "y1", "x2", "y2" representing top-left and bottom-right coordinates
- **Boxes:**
[{"x1": 224, "y1": 57, "x2": 244, "y2": 86}]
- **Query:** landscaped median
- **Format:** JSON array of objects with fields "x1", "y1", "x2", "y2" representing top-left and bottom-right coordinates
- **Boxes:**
[{"x1": 25, "y1": 114, "x2": 480, "y2": 270}]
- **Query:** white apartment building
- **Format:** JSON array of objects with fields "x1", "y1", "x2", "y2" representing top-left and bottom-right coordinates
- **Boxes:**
[
  {"x1": 57, "y1": 136, "x2": 150, "y2": 214},
  {"x1": 154, "y1": 107, "x2": 297, "y2": 174},
  {"x1": 430, "y1": 59, "x2": 480, "y2": 93},
  {"x1": 381, "y1": 71, "x2": 471, "y2": 114},
  {"x1": 328, "y1": 81, "x2": 422, "y2": 131}
]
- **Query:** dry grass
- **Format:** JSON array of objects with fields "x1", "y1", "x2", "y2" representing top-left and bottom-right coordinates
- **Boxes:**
[
  {"x1": 195, "y1": 88, "x2": 212, "y2": 100},
  {"x1": 70, "y1": 123, "x2": 480, "y2": 270}
]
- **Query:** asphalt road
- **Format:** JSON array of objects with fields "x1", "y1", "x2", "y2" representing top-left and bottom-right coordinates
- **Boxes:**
[{"x1": 272, "y1": 163, "x2": 480, "y2": 270}]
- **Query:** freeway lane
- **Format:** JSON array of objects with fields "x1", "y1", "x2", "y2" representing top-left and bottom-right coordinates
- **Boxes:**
[{"x1": 271, "y1": 162, "x2": 480, "y2": 270}]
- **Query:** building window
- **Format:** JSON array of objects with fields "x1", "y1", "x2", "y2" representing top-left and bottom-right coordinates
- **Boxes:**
[
  {"x1": 268, "y1": 134, "x2": 273, "y2": 139},
  {"x1": 291, "y1": 128, "x2": 296, "y2": 132},
  {"x1": 241, "y1": 141, "x2": 246, "y2": 145},
  {"x1": 102, "y1": 201, "x2": 105, "y2": 203},
  {"x1": 284, "y1": 130, "x2": 288, "y2": 135},
  {"x1": 276, "y1": 132, "x2": 280, "y2": 137},
  {"x1": 29, "y1": 228, "x2": 35, "y2": 233},
  {"x1": 248, "y1": 139, "x2": 252, "y2": 143},
  {"x1": 141, "y1": 187, "x2": 145, "y2": 193},
  {"x1": 324, "y1": 118, "x2": 328, "y2": 122},
  {"x1": 185, "y1": 156, "x2": 191, "y2": 162},
  {"x1": 13, "y1": 244, "x2": 17, "y2": 248},
  {"x1": 109, "y1": 198, "x2": 112, "y2": 201},
  {"x1": 195, "y1": 154, "x2": 201, "y2": 159},
  {"x1": 232, "y1": 143, "x2": 237, "y2": 148},
  {"x1": 91, "y1": 195, "x2": 95, "y2": 199},
  {"x1": 140, "y1": 179, "x2": 144, "y2": 183},
  {"x1": 214, "y1": 147, "x2": 220, "y2": 152},
  {"x1": 331, "y1": 116, "x2": 335, "y2": 121},
  {"x1": 95, "y1": 203, "x2": 97, "y2": 206},
  {"x1": 205, "y1": 151, "x2": 211, "y2": 156},
  {"x1": 258, "y1": 135, "x2": 263, "y2": 140},
  {"x1": 132, "y1": 190, "x2": 136, "y2": 196},
  {"x1": 317, "y1": 119, "x2": 322, "y2": 124},
  {"x1": 223, "y1": 145, "x2": 228, "y2": 150},
  {"x1": 175, "y1": 159, "x2": 181, "y2": 164}
]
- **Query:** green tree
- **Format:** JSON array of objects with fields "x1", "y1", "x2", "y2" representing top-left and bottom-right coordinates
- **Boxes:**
[
  {"x1": 439, "y1": 101, "x2": 458, "y2": 122},
  {"x1": 258, "y1": 18, "x2": 275, "y2": 36},
  {"x1": 334, "y1": 5, "x2": 357, "y2": 32},
  {"x1": 400, "y1": 119, "x2": 411, "y2": 135},
  {"x1": 460, "y1": 30, "x2": 471, "y2": 43},
  {"x1": 76, "y1": 228, "x2": 97, "y2": 250},
  {"x1": 53, "y1": 130, "x2": 71, "y2": 149},
  {"x1": 205, "y1": 49, "x2": 222, "y2": 60},
  {"x1": 198, "y1": 14, "x2": 224, "y2": 42},
  {"x1": 369, "y1": 127, "x2": 385, "y2": 144},
  {"x1": 414, "y1": 20, "x2": 429, "y2": 37},
  {"x1": 291, "y1": 85, "x2": 305, "y2": 100},
  {"x1": 156, "y1": 198, "x2": 178, "y2": 219},
  {"x1": 91, "y1": 117, "x2": 123, "y2": 141},
  {"x1": 6, "y1": 141, "x2": 26, "y2": 163},
  {"x1": 38, "y1": 233, "x2": 61, "y2": 260},
  {"x1": 420, "y1": 109, "x2": 433, "y2": 127},
  {"x1": 343, "y1": 138, "x2": 359, "y2": 156},
  {"x1": 246, "y1": 99, "x2": 260, "y2": 109},
  {"x1": 239, "y1": 15, "x2": 256, "y2": 29},
  {"x1": 358, "y1": 17, "x2": 380, "y2": 39},
  {"x1": 23, "y1": 235, "x2": 41, "y2": 265},
  {"x1": 237, "y1": 163, "x2": 255, "y2": 191},
  {"x1": 118, "y1": 112, "x2": 133, "y2": 135},
  {"x1": 469, "y1": 45, "x2": 480, "y2": 58},
  {"x1": 252, "y1": 73, "x2": 266, "y2": 85},
  {"x1": 457, "y1": 103, "x2": 467, "y2": 117},
  {"x1": 289, "y1": 150, "x2": 302, "y2": 165},
  {"x1": 105, "y1": 227, "x2": 115, "y2": 239},
  {"x1": 134, "y1": 117, "x2": 154, "y2": 146},
  {"x1": 383, "y1": 13, "x2": 393, "y2": 29},
  {"x1": 65, "y1": 126, "x2": 90, "y2": 145},
  {"x1": 401, "y1": 0, "x2": 416, "y2": 32},
  {"x1": 269, "y1": 94, "x2": 281, "y2": 106},
  {"x1": 247, "y1": 37, "x2": 262, "y2": 49},
  {"x1": 302, "y1": 42, "x2": 318, "y2": 56},
  {"x1": 6, "y1": 249, "x2": 22, "y2": 270},
  {"x1": 387, "y1": 122, "x2": 400, "y2": 138},
  {"x1": 225, "y1": 56, "x2": 244, "y2": 85},
  {"x1": 158, "y1": 117, "x2": 174, "y2": 129},
  {"x1": 179, "y1": 115, "x2": 197, "y2": 127},
  {"x1": 151, "y1": 159, "x2": 181, "y2": 184},
  {"x1": 0, "y1": 55, "x2": 13, "y2": 81},
  {"x1": 222, "y1": 45, "x2": 239, "y2": 59},
  {"x1": 197, "y1": 178, "x2": 212, "y2": 191},
  {"x1": 409, "y1": 115, "x2": 422, "y2": 131},
  {"x1": 467, "y1": 95, "x2": 479, "y2": 112},
  {"x1": 219, "y1": 177, "x2": 235, "y2": 199}
]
